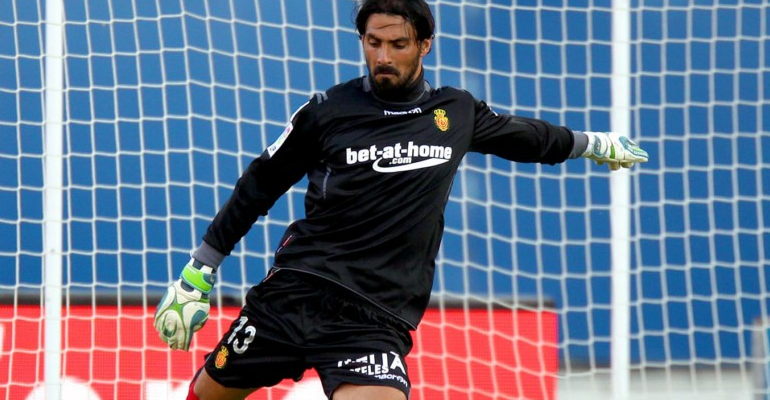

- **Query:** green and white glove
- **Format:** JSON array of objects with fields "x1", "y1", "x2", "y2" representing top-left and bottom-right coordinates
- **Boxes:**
[
  {"x1": 154, "y1": 258, "x2": 216, "y2": 351},
  {"x1": 581, "y1": 131, "x2": 649, "y2": 170}
]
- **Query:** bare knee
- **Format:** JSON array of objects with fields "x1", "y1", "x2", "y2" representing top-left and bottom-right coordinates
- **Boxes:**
[
  {"x1": 193, "y1": 368, "x2": 255, "y2": 400},
  {"x1": 331, "y1": 384, "x2": 406, "y2": 400}
]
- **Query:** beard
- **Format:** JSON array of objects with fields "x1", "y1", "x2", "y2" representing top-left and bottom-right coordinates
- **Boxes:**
[{"x1": 370, "y1": 60, "x2": 422, "y2": 101}]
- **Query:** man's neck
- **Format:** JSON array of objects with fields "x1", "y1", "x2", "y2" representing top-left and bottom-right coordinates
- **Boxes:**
[{"x1": 367, "y1": 69, "x2": 427, "y2": 103}]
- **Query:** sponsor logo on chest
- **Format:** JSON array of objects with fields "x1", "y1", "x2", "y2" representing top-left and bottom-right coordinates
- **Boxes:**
[{"x1": 346, "y1": 141, "x2": 453, "y2": 173}]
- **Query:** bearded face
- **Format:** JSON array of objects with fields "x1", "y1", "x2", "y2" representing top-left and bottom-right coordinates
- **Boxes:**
[{"x1": 362, "y1": 14, "x2": 431, "y2": 99}]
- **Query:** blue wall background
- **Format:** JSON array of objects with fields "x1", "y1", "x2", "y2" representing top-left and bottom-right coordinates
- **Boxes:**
[{"x1": 0, "y1": 0, "x2": 769, "y2": 367}]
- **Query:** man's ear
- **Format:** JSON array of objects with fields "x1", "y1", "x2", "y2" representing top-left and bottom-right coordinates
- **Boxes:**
[{"x1": 420, "y1": 37, "x2": 433, "y2": 57}]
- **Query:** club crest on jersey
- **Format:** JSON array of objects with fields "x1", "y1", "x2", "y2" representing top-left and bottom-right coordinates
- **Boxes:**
[
  {"x1": 214, "y1": 346, "x2": 229, "y2": 369},
  {"x1": 434, "y1": 109, "x2": 449, "y2": 131}
]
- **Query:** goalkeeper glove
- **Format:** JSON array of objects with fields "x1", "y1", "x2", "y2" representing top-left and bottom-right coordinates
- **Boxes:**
[
  {"x1": 154, "y1": 258, "x2": 216, "y2": 351},
  {"x1": 581, "y1": 131, "x2": 649, "y2": 170}
]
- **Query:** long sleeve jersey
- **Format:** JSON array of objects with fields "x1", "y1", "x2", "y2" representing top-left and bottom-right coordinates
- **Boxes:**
[{"x1": 197, "y1": 75, "x2": 575, "y2": 328}]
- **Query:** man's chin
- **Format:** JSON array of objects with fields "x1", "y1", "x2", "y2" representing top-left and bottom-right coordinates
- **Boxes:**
[{"x1": 374, "y1": 74, "x2": 398, "y2": 85}]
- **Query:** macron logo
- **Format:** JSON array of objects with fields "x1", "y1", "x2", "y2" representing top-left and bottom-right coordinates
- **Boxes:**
[
  {"x1": 346, "y1": 141, "x2": 452, "y2": 173},
  {"x1": 383, "y1": 107, "x2": 422, "y2": 116}
]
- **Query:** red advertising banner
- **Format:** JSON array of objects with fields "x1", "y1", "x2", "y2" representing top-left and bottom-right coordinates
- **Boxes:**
[{"x1": 0, "y1": 305, "x2": 556, "y2": 400}]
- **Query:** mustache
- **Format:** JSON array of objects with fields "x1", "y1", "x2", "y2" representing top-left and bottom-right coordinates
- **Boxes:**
[{"x1": 374, "y1": 66, "x2": 400, "y2": 76}]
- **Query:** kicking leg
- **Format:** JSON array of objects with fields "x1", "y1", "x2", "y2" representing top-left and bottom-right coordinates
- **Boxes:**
[
  {"x1": 331, "y1": 384, "x2": 406, "y2": 400},
  {"x1": 192, "y1": 368, "x2": 255, "y2": 400}
]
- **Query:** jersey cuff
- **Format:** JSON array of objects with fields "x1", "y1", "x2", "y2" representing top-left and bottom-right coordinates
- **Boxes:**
[
  {"x1": 192, "y1": 240, "x2": 226, "y2": 269},
  {"x1": 569, "y1": 130, "x2": 589, "y2": 159}
]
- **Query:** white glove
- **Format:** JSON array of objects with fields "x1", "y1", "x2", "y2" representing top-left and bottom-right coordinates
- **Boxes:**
[
  {"x1": 154, "y1": 258, "x2": 216, "y2": 351},
  {"x1": 581, "y1": 131, "x2": 649, "y2": 170}
]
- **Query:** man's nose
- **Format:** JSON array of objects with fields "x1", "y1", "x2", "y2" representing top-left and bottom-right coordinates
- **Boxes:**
[{"x1": 376, "y1": 46, "x2": 392, "y2": 64}]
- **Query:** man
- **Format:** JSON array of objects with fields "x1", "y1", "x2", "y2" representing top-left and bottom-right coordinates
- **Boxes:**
[{"x1": 154, "y1": 1, "x2": 649, "y2": 399}]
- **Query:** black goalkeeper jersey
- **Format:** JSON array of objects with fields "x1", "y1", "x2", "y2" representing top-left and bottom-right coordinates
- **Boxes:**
[{"x1": 201, "y1": 76, "x2": 575, "y2": 328}]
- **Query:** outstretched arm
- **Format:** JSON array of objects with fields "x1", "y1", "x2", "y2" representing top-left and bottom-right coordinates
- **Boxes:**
[
  {"x1": 195, "y1": 98, "x2": 321, "y2": 266},
  {"x1": 470, "y1": 99, "x2": 575, "y2": 164},
  {"x1": 471, "y1": 98, "x2": 648, "y2": 169},
  {"x1": 155, "y1": 96, "x2": 321, "y2": 351}
]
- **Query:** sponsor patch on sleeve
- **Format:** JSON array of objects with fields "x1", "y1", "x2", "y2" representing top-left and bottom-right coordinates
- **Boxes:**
[
  {"x1": 266, "y1": 100, "x2": 310, "y2": 158},
  {"x1": 267, "y1": 122, "x2": 292, "y2": 158}
]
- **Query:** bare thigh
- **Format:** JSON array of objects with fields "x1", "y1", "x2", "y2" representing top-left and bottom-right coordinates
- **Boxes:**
[
  {"x1": 193, "y1": 371, "x2": 404, "y2": 400},
  {"x1": 194, "y1": 368, "x2": 256, "y2": 400},
  {"x1": 331, "y1": 383, "x2": 406, "y2": 400}
]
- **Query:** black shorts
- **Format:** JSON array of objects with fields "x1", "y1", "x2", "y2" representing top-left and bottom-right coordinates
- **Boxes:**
[{"x1": 203, "y1": 268, "x2": 413, "y2": 398}]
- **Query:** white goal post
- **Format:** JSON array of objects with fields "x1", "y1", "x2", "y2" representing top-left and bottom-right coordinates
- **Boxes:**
[
  {"x1": 43, "y1": 1, "x2": 64, "y2": 400},
  {"x1": 1, "y1": 1, "x2": 768, "y2": 400}
]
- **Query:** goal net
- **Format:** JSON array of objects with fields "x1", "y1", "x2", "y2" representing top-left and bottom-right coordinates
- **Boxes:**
[{"x1": 1, "y1": 0, "x2": 768, "y2": 399}]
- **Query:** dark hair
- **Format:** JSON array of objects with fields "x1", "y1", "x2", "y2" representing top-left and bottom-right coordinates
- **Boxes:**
[{"x1": 355, "y1": 0, "x2": 435, "y2": 42}]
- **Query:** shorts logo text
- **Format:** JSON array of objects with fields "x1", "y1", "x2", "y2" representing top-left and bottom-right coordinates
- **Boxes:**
[{"x1": 337, "y1": 352, "x2": 408, "y2": 387}]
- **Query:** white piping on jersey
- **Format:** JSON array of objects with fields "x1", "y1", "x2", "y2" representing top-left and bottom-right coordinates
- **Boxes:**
[{"x1": 322, "y1": 164, "x2": 332, "y2": 199}]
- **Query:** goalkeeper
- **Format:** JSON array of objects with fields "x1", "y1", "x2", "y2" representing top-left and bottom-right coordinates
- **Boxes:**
[{"x1": 154, "y1": 0, "x2": 648, "y2": 399}]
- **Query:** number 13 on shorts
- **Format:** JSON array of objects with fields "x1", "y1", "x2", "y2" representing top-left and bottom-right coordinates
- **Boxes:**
[{"x1": 227, "y1": 316, "x2": 256, "y2": 354}]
